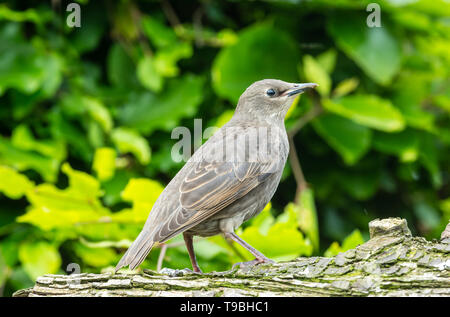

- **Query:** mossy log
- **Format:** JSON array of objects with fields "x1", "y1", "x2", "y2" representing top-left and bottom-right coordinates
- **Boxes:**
[{"x1": 13, "y1": 218, "x2": 450, "y2": 297}]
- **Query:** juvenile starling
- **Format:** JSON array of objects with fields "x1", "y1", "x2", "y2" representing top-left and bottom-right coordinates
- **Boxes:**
[{"x1": 115, "y1": 79, "x2": 318, "y2": 273}]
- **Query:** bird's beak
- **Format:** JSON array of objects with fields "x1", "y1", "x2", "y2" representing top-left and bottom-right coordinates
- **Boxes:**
[{"x1": 285, "y1": 83, "x2": 318, "y2": 96}]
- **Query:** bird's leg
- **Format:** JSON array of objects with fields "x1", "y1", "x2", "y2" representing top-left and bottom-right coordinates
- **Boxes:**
[
  {"x1": 223, "y1": 232, "x2": 274, "y2": 269},
  {"x1": 183, "y1": 232, "x2": 202, "y2": 273}
]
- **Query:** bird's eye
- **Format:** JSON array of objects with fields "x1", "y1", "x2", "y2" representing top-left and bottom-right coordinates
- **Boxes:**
[{"x1": 266, "y1": 88, "x2": 276, "y2": 97}]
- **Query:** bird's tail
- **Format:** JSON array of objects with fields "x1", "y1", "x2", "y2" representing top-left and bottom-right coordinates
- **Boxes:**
[{"x1": 115, "y1": 229, "x2": 155, "y2": 272}]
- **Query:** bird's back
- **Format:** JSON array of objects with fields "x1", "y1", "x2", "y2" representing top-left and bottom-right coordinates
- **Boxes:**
[
  {"x1": 146, "y1": 118, "x2": 288, "y2": 233},
  {"x1": 116, "y1": 116, "x2": 289, "y2": 271}
]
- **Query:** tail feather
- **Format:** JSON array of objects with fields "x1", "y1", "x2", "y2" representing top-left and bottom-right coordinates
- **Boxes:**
[
  {"x1": 129, "y1": 242, "x2": 155, "y2": 270},
  {"x1": 115, "y1": 230, "x2": 155, "y2": 272}
]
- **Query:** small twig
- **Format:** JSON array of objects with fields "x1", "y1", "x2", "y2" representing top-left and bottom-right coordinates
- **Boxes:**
[
  {"x1": 156, "y1": 244, "x2": 168, "y2": 272},
  {"x1": 155, "y1": 239, "x2": 205, "y2": 271},
  {"x1": 287, "y1": 100, "x2": 323, "y2": 138},
  {"x1": 130, "y1": 4, "x2": 153, "y2": 56},
  {"x1": 106, "y1": 3, "x2": 138, "y2": 63},
  {"x1": 193, "y1": 6, "x2": 205, "y2": 47},
  {"x1": 287, "y1": 93, "x2": 323, "y2": 202},
  {"x1": 161, "y1": 0, "x2": 181, "y2": 28},
  {"x1": 288, "y1": 136, "x2": 307, "y2": 201}
]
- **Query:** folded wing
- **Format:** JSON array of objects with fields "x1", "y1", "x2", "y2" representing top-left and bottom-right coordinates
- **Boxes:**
[{"x1": 152, "y1": 126, "x2": 280, "y2": 242}]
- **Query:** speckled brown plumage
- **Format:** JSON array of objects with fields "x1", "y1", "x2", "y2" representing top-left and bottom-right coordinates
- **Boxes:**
[{"x1": 115, "y1": 79, "x2": 317, "y2": 272}]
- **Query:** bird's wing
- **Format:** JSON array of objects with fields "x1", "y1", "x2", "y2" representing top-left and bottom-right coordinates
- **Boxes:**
[{"x1": 151, "y1": 126, "x2": 281, "y2": 242}]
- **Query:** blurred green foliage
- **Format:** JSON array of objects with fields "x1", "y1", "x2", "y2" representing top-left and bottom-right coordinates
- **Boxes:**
[{"x1": 0, "y1": 0, "x2": 449, "y2": 296}]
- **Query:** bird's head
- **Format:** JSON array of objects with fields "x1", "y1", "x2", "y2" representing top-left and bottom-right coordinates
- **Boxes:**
[{"x1": 235, "y1": 79, "x2": 318, "y2": 120}]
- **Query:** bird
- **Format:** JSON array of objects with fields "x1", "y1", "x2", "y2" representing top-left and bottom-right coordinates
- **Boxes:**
[{"x1": 115, "y1": 79, "x2": 318, "y2": 273}]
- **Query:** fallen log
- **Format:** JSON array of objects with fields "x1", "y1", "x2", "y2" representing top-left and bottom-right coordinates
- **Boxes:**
[{"x1": 13, "y1": 218, "x2": 450, "y2": 297}]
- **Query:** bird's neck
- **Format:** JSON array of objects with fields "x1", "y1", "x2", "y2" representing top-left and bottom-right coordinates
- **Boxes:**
[{"x1": 231, "y1": 110, "x2": 287, "y2": 129}]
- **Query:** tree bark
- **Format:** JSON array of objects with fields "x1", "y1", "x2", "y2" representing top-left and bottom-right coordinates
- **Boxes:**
[{"x1": 13, "y1": 218, "x2": 450, "y2": 297}]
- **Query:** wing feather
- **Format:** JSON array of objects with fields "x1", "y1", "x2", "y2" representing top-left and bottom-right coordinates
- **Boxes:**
[{"x1": 152, "y1": 126, "x2": 282, "y2": 242}]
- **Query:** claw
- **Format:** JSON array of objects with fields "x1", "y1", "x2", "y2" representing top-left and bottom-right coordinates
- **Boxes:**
[{"x1": 232, "y1": 257, "x2": 274, "y2": 270}]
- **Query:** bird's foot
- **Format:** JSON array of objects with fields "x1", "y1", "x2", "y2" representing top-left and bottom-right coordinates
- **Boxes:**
[
  {"x1": 231, "y1": 257, "x2": 274, "y2": 271},
  {"x1": 183, "y1": 266, "x2": 203, "y2": 274}
]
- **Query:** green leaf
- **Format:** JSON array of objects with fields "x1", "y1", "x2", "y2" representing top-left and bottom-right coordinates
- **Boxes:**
[
  {"x1": 0, "y1": 249, "x2": 8, "y2": 288},
  {"x1": 61, "y1": 163, "x2": 102, "y2": 199},
  {"x1": 141, "y1": 16, "x2": 178, "y2": 48},
  {"x1": 49, "y1": 111, "x2": 92, "y2": 162},
  {"x1": 83, "y1": 97, "x2": 113, "y2": 133},
  {"x1": 121, "y1": 178, "x2": 163, "y2": 204},
  {"x1": 327, "y1": 14, "x2": 401, "y2": 85},
  {"x1": 413, "y1": 202, "x2": 441, "y2": 231},
  {"x1": 337, "y1": 170, "x2": 380, "y2": 200},
  {"x1": 372, "y1": 129, "x2": 419, "y2": 162},
  {"x1": 433, "y1": 95, "x2": 450, "y2": 113},
  {"x1": 7, "y1": 267, "x2": 33, "y2": 294},
  {"x1": 10, "y1": 90, "x2": 41, "y2": 120},
  {"x1": 341, "y1": 229, "x2": 365, "y2": 250},
  {"x1": 154, "y1": 42, "x2": 193, "y2": 77},
  {"x1": 111, "y1": 2, "x2": 139, "y2": 41},
  {"x1": 332, "y1": 77, "x2": 359, "y2": 98},
  {"x1": 107, "y1": 44, "x2": 138, "y2": 88},
  {"x1": 316, "y1": 49, "x2": 337, "y2": 74},
  {"x1": 87, "y1": 120, "x2": 104, "y2": 149},
  {"x1": 239, "y1": 207, "x2": 313, "y2": 261},
  {"x1": 101, "y1": 169, "x2": 134, "y2": 206},
  {"x1": 0, "y1": 23, "x2": 63, "y2": 96},
  {"x1": 285, "y1": 93, "x2": 301, "y2": 120},
  {"x1": 18, "y1": 163, "x2": 110, "y2": 231},
  {"x1": 324, "y1": 229, "x2": 365, "y2": 257},
  {"x1": 287, "y1": 188, "x2": 319, "y2": 252},
  {"x1": 58, "y1": 93, "x2": 112, "y2": 141},
  {"x1": 249, "y1": 203, "x2": 274, "y2": 236},
  {"x1": 212, "y1": 23, "x2": 300, "y2": 103},
  {"x1": 111, "y1": 127, "x2": 151, "y2": 165},
  {"x1": 112, "y1": 178, "x2": 164, "y2": 223},
  {"x1": 419, "y1": 133, "x2": 442, "y2": 188},
  {"x1": 92, "y1": 147, "x2": 116, "y2": 181},
  {"x1": 313, "y1": 114, "x2": 372, "y2": 165},
  {"x1": 18, "y1": 241, "x2": 61, "y2": 280},
  {"x1": 190, "y1": 239, "x2": 229, "y2": 261},
  {"x1": 119, "y1": 74, "x2": 204, "y2": 135},
  {"x1": 0, "y1": 165, "x2": 34, "y2": 199},
  {"x1": 73, "y1": 243, "x2": 116, "y2": 268},
  {"x1": 392, "y1": 72, "x2": 435, "y2": 132},
  {"x1": 137, "y1": 55, "x2": 163, "y2": 92},
  {"x1": 323, "y1": 95, "x2": 405, "y2": 132},
  {"x1": 392, "y1": 9, "x2": 431, "y2": 32},
  {"x1": 440, "y1": 198, "x2": 450, "y2": 217},
  {"x1": 303, "y1": 55, "x2": 331, "y2": 96},
  {"x1": 214, "y1": 110, "x2": 234, "y2": 128},
  {"x1": 70, "y1": 4, "x2": 106, "y2": 53},
  {"x1": 0, "y1": 137, "x2": 59, "y2": 182},
  {"x1": 324, "y1": 242, "x2": 341, "y2": 258},
  {"x1": 39, "y1": 52, "x2": 64, "y2": 98},
  {"x1": 11, "y1": 124, "x2": 67, "y2": 162},
  {"x1": 0, "y1": 5, "x2": 50, "y2": 24},
  {"x1": 0, "y1": 237, "x2": 19, "y2": 267}
]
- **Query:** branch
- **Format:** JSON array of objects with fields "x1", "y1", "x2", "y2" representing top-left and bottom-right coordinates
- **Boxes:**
[
  {"x1": 161, "y1": 0, "x2": 181, "y2": 29},
  {"x1": 155, "y1": 240, "x2": 187, "y2": 272},
  {"x1": 288, "y1": 136, "x2": 307, "y2": 199},
  {"x1": 287, "y1": 94, "x2": 323, "y2": 201},
  {"x1": 14, "y1": 218, "x2": 450, "y2": 297},
  {"x1": 130, "y1": 4, "x2": 153, "y2": 56},
  {"x1": 287, "y1": 96, "x2": 323, "y2": 138}
]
